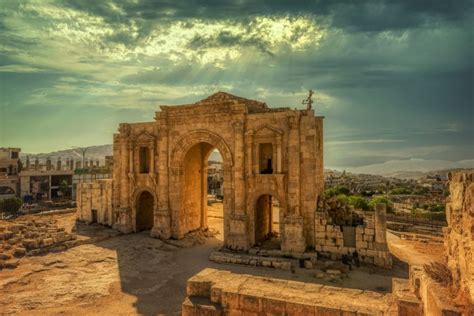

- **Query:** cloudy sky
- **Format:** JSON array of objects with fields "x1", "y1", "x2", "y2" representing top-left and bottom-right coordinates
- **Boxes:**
[{"x1": 0, "y1": 0, "x2": 472, "y2": 168}]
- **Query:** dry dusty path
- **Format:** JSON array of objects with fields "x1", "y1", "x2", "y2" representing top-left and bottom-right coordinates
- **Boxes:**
[{"x1": 387, "y1": 231, "x2": 444, "y2": 267}]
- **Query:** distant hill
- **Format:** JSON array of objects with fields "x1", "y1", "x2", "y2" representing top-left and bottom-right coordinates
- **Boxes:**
[
  {"x1": 20, "y1": 144, "x2": 225, "y2": 164},
  {"x1": 345, "y1": 159, "x2": 474, "y2": 178},
  {"x1": 21, "y1": 144, "x2": 113, "y2": 163}
]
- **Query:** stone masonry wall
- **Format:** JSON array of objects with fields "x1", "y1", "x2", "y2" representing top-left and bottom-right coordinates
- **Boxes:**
[
  {"x1": 444, "y1": 172, "x2": 473, "y2": 307},
  {"x1": 76, "y1": 179, "x2": 113, "y2": 226},
  {"x1": 314, "y1": 204, "x2": 392, "y2": 268}
]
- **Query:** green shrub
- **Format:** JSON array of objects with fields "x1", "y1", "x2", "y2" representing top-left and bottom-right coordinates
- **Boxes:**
[
  {"x1": 336, "y1": 194, "x2": 349, "y2": 204},
  {"x1": 0, "y1": 197, "x2": 23, "y2": 214},
  {"x1": 369, "y1": 197, "x2": 394, "y2": 213},
  {"x1": 324, "y1": 186, "x2": 351, "y2": 198},
  {"x1": 348, "y1": 195, "x2": 370, "y2": 211}
]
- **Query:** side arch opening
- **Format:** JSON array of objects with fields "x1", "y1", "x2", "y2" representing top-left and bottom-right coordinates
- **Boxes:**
[
  {"x1": 136, "y1": 191, "x2": 154, "y2": 231},
  {"x1": 254, "y1": 194, "x2": 281, "y2": 249}
]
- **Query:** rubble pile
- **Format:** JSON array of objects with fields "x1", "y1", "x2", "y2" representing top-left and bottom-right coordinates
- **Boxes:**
[
  {"x1": 0, "y1": 219, "x2": 77, "y2": 270},
  {"x1": 164, "y1": 228, "x2": 218, "y2": 248}
]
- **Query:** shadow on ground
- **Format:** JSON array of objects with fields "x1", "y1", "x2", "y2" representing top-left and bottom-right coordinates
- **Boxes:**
[{"x1": 77, "y1": 226, "x2": 408, "y2": 315}]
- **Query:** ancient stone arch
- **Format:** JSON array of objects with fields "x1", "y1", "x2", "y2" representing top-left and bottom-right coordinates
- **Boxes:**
[
  {"x1": 78, "y1": 92, "x2": 324, "y2": 252},
  {"x1": 131, "y1": 186, "x2": 158, "y2": 232},
  {"x1": 249, "y1": 190, "x2": 285, "y2": 246},
  {"x1": 169, "y1": 130, "x2": 234, "y2": 239}
]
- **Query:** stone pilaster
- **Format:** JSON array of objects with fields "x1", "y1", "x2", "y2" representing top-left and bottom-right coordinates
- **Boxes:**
[
  {"x1": 154, "y1": 118, "x2": 171, "y2": 239},
  {"x1": 374, "y1": 203, "x2": 388, "y2": 251},
  {"x1": 120, "y1": 138, "x2": 130, "y2": 207},
  {"x1": 281, "y1": 215, "x2": 306, "y2": 253},
  {"x1": 287, "y1": 114, "x2": 301, "y2": 215},
  {"x1": 232, "y1": 120, "x2": 245, "y2": 215}
]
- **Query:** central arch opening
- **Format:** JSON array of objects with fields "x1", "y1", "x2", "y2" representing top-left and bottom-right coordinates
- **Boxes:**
[
  {"x1": 182, "y1": 143, "x2": 224, "y2": 237},
  {"x1": 136, "y1": 191, "x2": 154, "y2": 231},
  {"x1": 255, "y1": 194, "x2": 281, "y2": 249}
]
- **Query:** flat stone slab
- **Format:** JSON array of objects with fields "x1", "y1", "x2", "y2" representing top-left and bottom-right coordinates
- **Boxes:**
[{"x1": 184, "y1": 268, "x2": 395, "y2": 315}]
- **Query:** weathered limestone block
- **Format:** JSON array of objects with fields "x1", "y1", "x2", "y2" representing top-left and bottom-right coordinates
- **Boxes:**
[
  {"x1": 444, "y1": 172, "x2": 474, "y2": 310},
  {"x1": 281, "y1": 215, "x2": 305, "y2": 252},
  {"x1": 0, "y1": 253, "x2": 12, "y2": 260},
  {"x1": 182, "y1": 268, "x2": 393, "y2": 315},
  {"x1": 41, "y1": 238, "x2": 54, "y2": 247},
  {"x1": 4, "y1": 259, "x2": 19, "y2": 269},
  {"x1": 1, "y1": 231, "x2": 13, "y2": 240},
  {"x1": 13, "y1": 247, "x2": 26, "y2": 257}
]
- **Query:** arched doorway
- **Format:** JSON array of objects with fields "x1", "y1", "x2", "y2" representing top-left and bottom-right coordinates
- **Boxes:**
[
  {"x1": 255, "y1": 194, "x2": 281, "y2": 249},
  {"x1": 182, "y1": 142, "x2": 223, "y2": 234},
  {"x1": 207, "y1": 149, "x2": 224, "y2": 239},
  {"x1": 169, "y1": 129, "x2": 234, "y2": 242},
  {"x1": 136, "y1": 191, "x2": 154, "y2": 231}
]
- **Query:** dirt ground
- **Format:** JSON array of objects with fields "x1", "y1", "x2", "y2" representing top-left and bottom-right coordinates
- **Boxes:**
[
  {"x1": 387, "y1": 231, "x2": 444, "y2": 266},
  {"x1": 0, "y1": 203, "x2": 435, "y2": 315}
]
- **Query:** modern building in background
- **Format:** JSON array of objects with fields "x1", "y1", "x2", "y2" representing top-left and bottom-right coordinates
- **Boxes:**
[
  {"x1": 0, "y1": 147, "x2": 112, "y2": 202},
  {"x1": 0, "y1": 147, "x2": 21, "y2": 200}
]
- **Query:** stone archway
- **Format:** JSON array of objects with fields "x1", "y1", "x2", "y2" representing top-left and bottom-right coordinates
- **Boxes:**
[
  {"x1": 136, "y1": 190, "x2": 154, "y2": 231},
  {"x1": 253, "y1": 192, "x2": 283, "y2": 248},
  {"x1": 169, "y1": 130, "x2": 234, "y2": 240}
]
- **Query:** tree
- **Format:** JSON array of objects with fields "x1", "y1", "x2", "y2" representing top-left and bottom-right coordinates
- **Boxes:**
[{"x1": 59, "y1": 180, "x2": 70, "y2": 198}]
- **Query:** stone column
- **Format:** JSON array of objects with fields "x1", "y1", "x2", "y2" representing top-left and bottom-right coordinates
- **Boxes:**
[
  {"x1": 151, "y1": 119, "x2": 171, "y2": 239},
  {"x1": 129, "y1": 143, "x2": 135, "y2": 175},
  {"x1": 246, "y1": 133, "x2": 253, "y2": 176},
  {"x1": 232, "y1": 120, "x2": 245, "y2": 215},
  {"x1": 276, "y1": 135, "x2": 282, "y2": 173},
  {"x1": 287, "y1": 115, "x2": 301, "y2": 215},
  {"x1": 374, "y1": 203, "x2": 387, "y2": 246},
  {"x1": 120, "y1": 138, "x2": 129, "y2": 207},
  {"x1": 225, "y1": 120, "x2": 249, "y2": 251},
  {"x1": 149, "y1": 140, "x2": 155, "y2": 174}
]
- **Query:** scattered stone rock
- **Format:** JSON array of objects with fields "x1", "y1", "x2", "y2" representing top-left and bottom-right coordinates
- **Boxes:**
[
  {"x1": 0, "y1": 253, "x2": 12, "y2": 260},
  {"x1": 4, "y1": 259, "x2": 19, "y2": 269},
  {"x1": 326, "y1": 269, "x2": 342, "y2": 276},
  {"x1": 14, "y1": 247, "x2": 27, "y2": 257}
]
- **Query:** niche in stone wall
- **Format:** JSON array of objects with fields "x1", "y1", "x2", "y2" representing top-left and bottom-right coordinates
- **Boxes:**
[
  {"x1": 139, "y1": 147, "x2": 150, "y2": 174},
  {"x1": 259, "y1": 143, "x2": 273, "y2": 174},
  {"x1": 249, "y1": 125, "x2": 283, "y2": 175}
]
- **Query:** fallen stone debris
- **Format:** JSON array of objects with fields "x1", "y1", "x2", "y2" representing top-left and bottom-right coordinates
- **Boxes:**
[{"x1": 0, "y1": 219, "x2": 77, "y2": 270}]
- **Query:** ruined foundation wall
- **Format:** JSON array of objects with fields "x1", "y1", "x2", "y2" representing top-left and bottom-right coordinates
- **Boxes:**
[
  {"x1": 314, "y1": 204, "x2": 392, "y2": 268},
  {"x1": 445, "y1": 172, "x2": 473, "y2": 306},
  {"x1": 76, "y1": 179, "x2": 113, "y2": 226}
]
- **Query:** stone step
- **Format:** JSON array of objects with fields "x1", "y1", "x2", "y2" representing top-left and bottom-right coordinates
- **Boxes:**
[{"x1": 209, "y1": 251, "x2": 293, "y2": 270}]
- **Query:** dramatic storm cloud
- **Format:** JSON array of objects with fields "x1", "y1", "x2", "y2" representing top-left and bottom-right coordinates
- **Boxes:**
[{"x1": 0, "y1": 0, "x2": 472, "y2": 168}]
